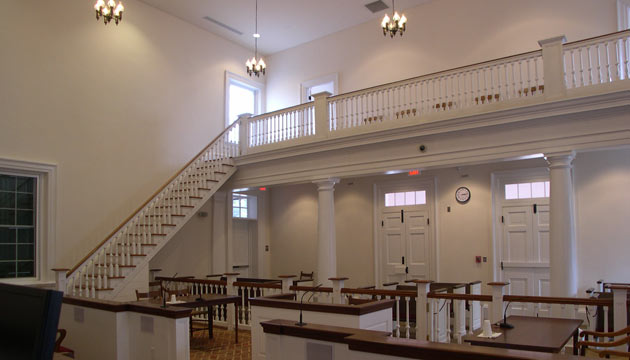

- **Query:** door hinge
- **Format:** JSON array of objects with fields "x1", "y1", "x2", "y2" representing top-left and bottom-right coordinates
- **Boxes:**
[
  {"x1": 501, "y1": 261, "x2": 504, "y2": 270},
  {"x1": 381, "y1": 220, "x2": 384, "y2": 227},
  {"x1": 533, "y1": 203, "x2": 537, "y2": 214},
  {"x1": 402, "y1": 256, "x2": 405, "y2": 264},
  {"x1": 405, "y1": 266, "x2": 409, "y2": 274},
  {"x1": 501, "y1": 215, "x2": 504, "y2": 223},
  {"x1": 401, "y1": 209, "x2": 404, "y2": 223},
  {"x1": 427, "y1": 218, "x2": 430, "y2": 225}
]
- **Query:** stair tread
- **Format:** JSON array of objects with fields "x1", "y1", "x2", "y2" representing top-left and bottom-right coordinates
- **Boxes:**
[
  {"x1": 96, "y1": 264, "x2": 135, "y2": 268},
  {"x1": 156, "y1": 205, "x2": 194, "y2": 208},
  {"x1": 165, "y1": 196, "x2": 202, "y2": 199},
  {"x1": 173, "y1": 187, "x2": 212, "y2": 191},
  {"x1": 136, "y1": 223, "x2": 176, "y2": 226},
  {"x1": 116, "y1": 243, "x2": 157, "y2": 246},
  {"x1": 74, "y1": 286, "x2": 114, "y2": 291},
  {"x1": 146, "y1": 214, "x2": 185, "y2": 217},
  {"x1": 84, "y1": 275, "x2": 125, "y2": 279},
  {"x1": 106, "y1": 253, "x2": 146, "y2": 256}
]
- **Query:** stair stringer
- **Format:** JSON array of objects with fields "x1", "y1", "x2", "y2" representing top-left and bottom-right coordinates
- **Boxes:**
[{"x1": 105, "y1": 166, "x2": 237, "y2": 300}]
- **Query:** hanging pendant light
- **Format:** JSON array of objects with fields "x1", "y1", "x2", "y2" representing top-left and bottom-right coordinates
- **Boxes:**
[
  {"x1": 246, "y1": 0, "x2": 266, "y2": 77},
  {"x1": 381, "y1": 0, "x2": 407, "y2": 38},
  {"x1": 94, "y1": 0, "x2": 124, "y2": 25}
]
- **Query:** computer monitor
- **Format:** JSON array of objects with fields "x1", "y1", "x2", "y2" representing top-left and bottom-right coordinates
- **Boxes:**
[{"x1": 0, "y1": 283, "x2": 63, "y2": 360}]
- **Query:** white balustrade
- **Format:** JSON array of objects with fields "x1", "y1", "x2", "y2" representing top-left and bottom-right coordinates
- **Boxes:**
[
  {"x1": 564, "y1": 30, "x2": 630, "y2": 89},
  {"x1": 247, "y1": 103, "x2": 315, "y2": 148}
]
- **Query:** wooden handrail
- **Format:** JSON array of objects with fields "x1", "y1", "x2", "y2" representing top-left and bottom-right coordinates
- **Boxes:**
[
  {"x1": 67, "y1": 121, "x2": 240, "y2": 276},
  {"x1": 341, "y1": 288, "x2": 416, "y2": 298},
  {"x1": 503, "y1": 295, "x2": 612, "y2": 306},
  {"x1": 233, "y1": 281, "x2": 282, "y2": 289},
  {"x1": 155, "y1": 276, "x2": 227, "y2": 286},
  {"x1": 290, "y1": 285, "x2": 333, "y2": 293},
  {"x1": 428, "y1": 293, "x2": 493, "y2": 302},
  {"x1": 563, "y1": 29, "x2": 630, "y2": 48}
]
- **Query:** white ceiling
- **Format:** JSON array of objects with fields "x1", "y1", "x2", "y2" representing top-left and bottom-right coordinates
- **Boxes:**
[{"x1": 137, "y1": 0, "x2": 432, "y2": 55}]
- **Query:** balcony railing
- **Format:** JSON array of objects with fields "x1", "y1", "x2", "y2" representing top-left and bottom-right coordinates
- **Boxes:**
[{"x1": 236, "y1": 30, "x2": 630, "y2": 156}]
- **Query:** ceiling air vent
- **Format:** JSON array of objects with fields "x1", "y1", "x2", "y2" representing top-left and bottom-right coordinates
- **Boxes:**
[
  {"x1": 365, "y1": 0, "x2": 389, "y2": 13},
  {"x1": 202, "y1": 16, "x2": 243, "y2": 35}
]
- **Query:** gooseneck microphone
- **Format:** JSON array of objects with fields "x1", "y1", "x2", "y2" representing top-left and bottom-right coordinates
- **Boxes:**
[
  {"x1": 161, "y1": 272, "x2": 178, "y2": 308},
  {"x1": 499, "y1": 301, "x2": 514, "y2": 329},
  {"x1": 296, "y1": 283, "x2": 323, "y2": 327}
]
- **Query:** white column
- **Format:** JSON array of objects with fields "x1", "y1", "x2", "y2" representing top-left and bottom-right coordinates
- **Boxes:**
[
  {"x1": 489, "y1": 282, "x2": 509, "y2": 324},
  {"x1": 329, "y1": 277, "x2": 347, "y2": 304},
  {"x1": 279, "y1": 275, "x2": 296, "y2": 293},
  {"x1": 538, "y1": 35, "x2": 567, "y2": 99},
  {"x1": 237, "y1": 113, "x2": 252, "y2": 156},
  {"x1": 224, "y1": 272, "x2": 239, "y2": 330},
  {"x1": 313, "y1": 178, "x2": 340, "y2": 286},
  {"x1": 546, "y1": 151, "x2": 577, "y2": 298},
  {"x1": 413, "y1": 280, "x2": 432, "y2": 342},
  {"x1": 53, "y1": 268, "x2": 69, "y2": 293}
]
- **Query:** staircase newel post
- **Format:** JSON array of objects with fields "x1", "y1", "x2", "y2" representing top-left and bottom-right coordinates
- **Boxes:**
[
  {"x1": 313, "y1": 91, "x2": 331, "y2": 140},
  {"x1": 412, "y1": 280, "x2": 432, "y2": 342},
  {"x1": 224, "y1": 272, "x2": 239, "y2": 330},
  {"x1": 329, "y1": 277, "x2": 348, "y2": 304},
  {"x1": 610, "y1": 285, "x2": 630, "y2": 349},
  {"x1": 237, "y1": 113, "x2": 252, "y2": 156},
  {"x1": 53, "y1": 268, "x2": 69, "y2": 293},
  {"x1": 538, "y1": 35, "x2": 567, "y2": 99},
  {"x1": 278, "y1": 275, "x2": 297, "y2": 294},
  {"x1": 489, "y1": 282, "x2": 509, "y2": 324}
]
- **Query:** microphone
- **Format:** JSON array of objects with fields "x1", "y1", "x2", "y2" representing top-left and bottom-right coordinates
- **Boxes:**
[
  {"x1": 161, "y1": 272, "x2": 178, "y2": 308},
  {"x1": 499, "y1": 301, "x2": 514, "y2": 329},
  {"x1": 296, "y1": 283, "x2": 323, "y2": 327}
]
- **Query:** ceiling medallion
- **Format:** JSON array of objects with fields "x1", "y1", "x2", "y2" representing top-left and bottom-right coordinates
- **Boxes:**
[
  {"x1": 246, "y1": 0, "x2": 266, "y2": 77},
  {"x1": 381, "y1": 0, "x2": 407, "y2": 38},
  {"x1": 94, "y1": 0, "x2": 124, "y2": 26}
]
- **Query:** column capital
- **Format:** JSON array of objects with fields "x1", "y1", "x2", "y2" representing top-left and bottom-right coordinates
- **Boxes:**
[
  {"x1": 538, "y1": 35, "x2": 567, "y2": 48},
  {"x1": 311, "y1": 91, "x2": 332, "y2": 100},
  {"x1": 313, "y1": 178, "x2": 340, "y2": 191},
  {"x1": 545, "y1": 151, "x2": 575, "y2": 168}
]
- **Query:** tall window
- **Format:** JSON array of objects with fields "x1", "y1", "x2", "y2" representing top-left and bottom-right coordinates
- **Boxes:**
[
  {"x1": 0, "y1": 174, "x2": 36, "y2": 279},
  {"x1": 225, "y1": 72, "x2": 263, "y2": 143},
  {"x1": 232, "y1": 192, "x2": 257, "y2": 219}
]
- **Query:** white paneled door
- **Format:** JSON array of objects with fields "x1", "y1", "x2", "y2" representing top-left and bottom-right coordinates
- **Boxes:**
[
  {"x1": 500, "y1": 203, "x2": 550, "y2": 316},
  {"x1": 381, "y1": 209, "x2": 431, "y2": 284}
]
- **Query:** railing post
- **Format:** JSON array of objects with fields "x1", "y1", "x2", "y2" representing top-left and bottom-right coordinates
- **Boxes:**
[
  {"x1": 329, "y1": 277, "x2": 348, "y2": 304},
  {"x1": 312, "y1": 91, "x2": 331, "y2": 140},
  {"x1": 279, "y1": 275, "x2": 297, "y2": 294},
  {"x1": 53, "y1": 268, "x2": 69, "y2": 293},
  {"x1": 538, "y1": 35, "x2": 567, "y2": 99},
  {"x1": 224, "y1": 272, "x2": 239, "y2": 330},
  {"x1": 412, "y1": 280, "x2": 432, "y2": 342},
  {"x1": 453, "y1": 284, "x2": 466, "y2": 344},
  {"x1": 238, "y1": 113, "x2": 252, "y2": 156},
  {"x1": 488, "y1": 282, "x2": 509, "y2": 324},
  {"x1": 611, "y1": 285, "x2": 630, "y2": 349},
  {"x1": 469, "y1": 281, "x2": 482, "y2": 333}
]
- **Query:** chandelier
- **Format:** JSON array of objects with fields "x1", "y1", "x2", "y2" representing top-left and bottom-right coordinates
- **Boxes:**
[
  {"x1": 381, "y1": 0, "x2": 407, "y2": 38},
  {"x1": 94, "y1": 0, "x2": 124, "y2": 26},
  {"x1": 246, "y1": 0, "x2": 266, "y2": 77}
]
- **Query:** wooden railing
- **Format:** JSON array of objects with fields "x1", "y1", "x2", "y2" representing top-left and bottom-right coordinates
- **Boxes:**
[
  {"x1": 63, "y1": 120, "x2": 240, "y2": 299},
  {"x1": 247, "y1": 103, "x2": 315, "y2": 147}
]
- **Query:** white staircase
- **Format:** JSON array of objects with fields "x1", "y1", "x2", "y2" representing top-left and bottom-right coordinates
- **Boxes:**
[{"x1": 64, "y1": 122, "x2": 240, "y2": 299}]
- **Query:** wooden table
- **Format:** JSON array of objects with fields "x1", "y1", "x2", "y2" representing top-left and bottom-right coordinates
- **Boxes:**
[
  {"x1": 463, "y1": 316, "x2": 583, "y2": 354},
  {"x1": 144, "y1": 293, "x2": 241, "y2": 343}
]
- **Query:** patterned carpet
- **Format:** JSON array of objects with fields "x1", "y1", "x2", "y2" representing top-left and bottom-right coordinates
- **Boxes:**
[{"x1": 190, "y1": 326, "x2": 251, "y2": 360}]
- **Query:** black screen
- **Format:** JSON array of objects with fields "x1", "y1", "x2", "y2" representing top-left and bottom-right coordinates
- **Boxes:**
[{"x1": 0, "y1": 283, "x2": 63, "y2": 360}]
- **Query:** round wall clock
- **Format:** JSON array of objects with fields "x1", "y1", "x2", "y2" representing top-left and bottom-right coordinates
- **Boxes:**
[{"x1": 455, "y1": 186, "x2": 471, "y2": 204}]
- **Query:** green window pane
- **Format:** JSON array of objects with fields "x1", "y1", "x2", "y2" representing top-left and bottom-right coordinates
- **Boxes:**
[
  {"x1": 0, "y1": 228, "x2": 16, "y2": 243},
  {"x1": 0, "y1": 244, "x2": 16, "y2": 261},
  {"x1": 16, "y1": 210, "x2": 33, "y2": 226},
  {"x1": 241, "y1": 209, "x2": 248, "y2": 218},
  {"x1": 17, "y1": 261, "x2": 34, "y2": 277},
  {"x1": 16, "y1": 193, "x2": 33, "y2": 210},
  {"x1": 16, "y1": 177, "x2": 34, "y2": 193},
  {"x1": 0, "y1": 192, "x2": 15, "y2": 208},
  {"x1": 0, "y1": 262, "x2": 16, "y2": 278},
  {"x1": 0, "y1": 175, "x2": 15, "y2": 192},
  {"x1": 18, "y1": 244, "x2": 34, "y2": 260},
  {"x1": 0, "y1": 210, "x2": 15, "y2": 225},
  {"x1": 18, "y1": 228, "x2": 34, "y2": 244},
  {"x1": 233, "y1": 200, "x2": 239, "y2": 208},
  {"x1": 233, "y1": 208, "x2": 240, "y2": 218}
]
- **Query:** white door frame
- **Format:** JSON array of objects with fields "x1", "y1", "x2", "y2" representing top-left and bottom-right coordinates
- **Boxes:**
[
  {"x1": 491, "y1": 168, "x2": 549, "y2": 281},
  {"x1": 373, "y1": 177, "x2": 437, "y2": 287}
]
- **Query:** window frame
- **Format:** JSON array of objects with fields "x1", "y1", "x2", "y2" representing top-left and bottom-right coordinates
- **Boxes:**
[
  {"x1": 300, "y1": 73, "x2": 339, "y2": 103},
  {"x1": 0, "y1": 158, "x2": 56, "y2": 285},
  {"x1": 224, "y1": 71, "x2": 264, "y2": 128},
  {"x1": 618, "y1": 0, "x2": 630, "y2": 31}
]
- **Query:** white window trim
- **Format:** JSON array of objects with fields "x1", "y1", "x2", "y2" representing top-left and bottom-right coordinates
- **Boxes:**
[
  {"x1": 0, "y1": 158, "x2": 57, "y2": 285},
  {"x1": 300, "y1": 73, "x2": 339, "y2": 103},
  {"x1": 224, "y1": 71, "x2": 265, "y2": 127},
  {"x1": 619, "y1": 0, "x2": 630, "y2": 30}
]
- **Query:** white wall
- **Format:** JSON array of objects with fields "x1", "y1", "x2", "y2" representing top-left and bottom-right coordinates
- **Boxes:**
[
  {"x1": 0, "y1": 0, "x2": 255, "y2": 271},
  {"x1": 266, "y1": 0, "x2": 617, "y2": 111},
  {"x1": 268, "y1": 148, "x2": 630, "y2": 294}
]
